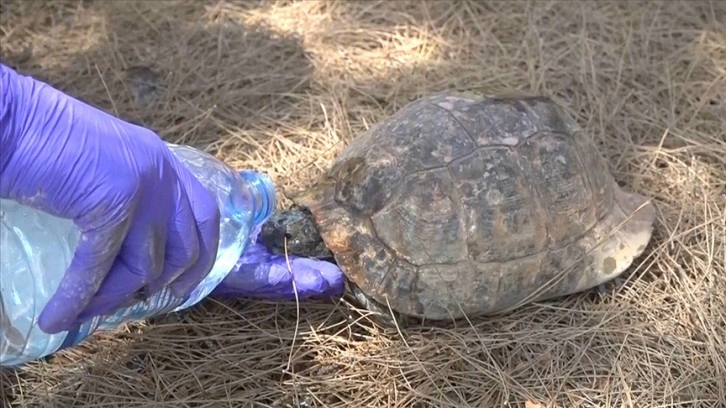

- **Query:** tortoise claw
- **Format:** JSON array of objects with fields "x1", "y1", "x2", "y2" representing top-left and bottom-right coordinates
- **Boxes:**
[
  {"x1": 596, "y1": 277, "x2": 628, "y2": 297},
  {"x1": 350, "y1": 284, "x2": 410, "y2": 329}
]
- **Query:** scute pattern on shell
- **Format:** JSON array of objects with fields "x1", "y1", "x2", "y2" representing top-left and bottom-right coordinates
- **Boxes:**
[{"x1": 294, "y1": 92, "x2": 655, "y2": 320}]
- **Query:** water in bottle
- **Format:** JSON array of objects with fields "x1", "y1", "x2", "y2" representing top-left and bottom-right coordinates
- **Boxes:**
[{"x1": 0, "y1": 143, "x2": 276, "y2": 367}]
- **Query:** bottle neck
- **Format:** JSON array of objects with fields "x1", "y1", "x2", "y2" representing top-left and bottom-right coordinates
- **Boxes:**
[{"x1": 237, "y1": 170, "x2": 276, "y2": 228}]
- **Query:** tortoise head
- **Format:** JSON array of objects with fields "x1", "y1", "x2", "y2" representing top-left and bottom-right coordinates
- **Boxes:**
[{"x1": 259, "y1": 206, "x2": 333, "y2": 259}]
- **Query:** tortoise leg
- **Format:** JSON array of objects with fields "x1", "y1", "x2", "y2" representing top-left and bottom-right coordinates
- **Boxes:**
[
  {"x1": 596, "y1": 276, "x2": 628, "y2": 297},
  {"x1": 349, "y1": 284, "x2": 410, "y2": 328}
]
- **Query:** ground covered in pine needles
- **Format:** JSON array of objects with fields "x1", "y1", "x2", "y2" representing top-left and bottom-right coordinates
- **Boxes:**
[{"x1": 1, "y1": 1, "x2": 724, "y2": 407}]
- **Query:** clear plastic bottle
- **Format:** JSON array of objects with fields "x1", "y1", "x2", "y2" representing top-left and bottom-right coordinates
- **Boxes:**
[{"x1": 0, "y1": 143, "x2": 276, "y2": 367}]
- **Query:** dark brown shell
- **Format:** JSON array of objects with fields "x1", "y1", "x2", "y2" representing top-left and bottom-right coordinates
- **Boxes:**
[{"x1": 295, "y1": 92, "x2": 655, "y2": 320}]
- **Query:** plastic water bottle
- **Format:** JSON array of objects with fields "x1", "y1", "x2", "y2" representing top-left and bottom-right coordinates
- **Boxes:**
[{"x1": 0, "y1": 143, "x2": 276, "y2": 367}]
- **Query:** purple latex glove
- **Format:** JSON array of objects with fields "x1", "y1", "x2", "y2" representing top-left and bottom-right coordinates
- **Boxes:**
[
  {"x1": 1, "y1": 64, "x2": 346, "y2": 334},
  {"x1": 1, "y1": 64, "x2": 221, "y2": 334},
  {"x1": 213, "y1": 241, "x2": 345, "y2": 301}
]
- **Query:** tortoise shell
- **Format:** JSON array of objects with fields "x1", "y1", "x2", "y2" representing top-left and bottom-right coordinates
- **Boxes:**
[{"x1": 294, "y1": 92, "x2": 656, "y2": 320}]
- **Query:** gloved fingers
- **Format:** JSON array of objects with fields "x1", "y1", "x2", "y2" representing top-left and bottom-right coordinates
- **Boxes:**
[
  {"x1": 214, "y1": 261, "x2": 290, "y2": 297},
  {"x1": 302, "y1": 258, "x2": 346, "y2": 296},
  {"x1": 146, "y1": 191, "x2": 200, "y2": 295},
  {"x1": 289, "y1": 258, "x2": 346, "y2": 298},
  {"x1": 237, "y1": 242, "x2": 275, "y2": 264},
  {"x1": 37, "y1": 220, "x2": 128, "y2": 334},
  {"x1": 212, "y1": 250, "x2": 346, "y2": 300},
  {"x1": 214, "y1": 243, "x2": 289, "y2": 296},
  {"x1": 167, "y1": 170, "x2": 221, "y2": 297},
  {"x1": 279, "y1": 257, "x2": 346, "y2": 299},
  {"x1": 76, "y1": 221, "x2": 168, "y2": 320}
]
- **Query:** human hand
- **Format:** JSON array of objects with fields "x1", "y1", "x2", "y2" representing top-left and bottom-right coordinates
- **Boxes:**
[
  {"x1": 0, "y1": 64, "x2": 221, "y2": 334},
  {"x1": 212, "y1": 240, "x2": 345, "y2": 301}
]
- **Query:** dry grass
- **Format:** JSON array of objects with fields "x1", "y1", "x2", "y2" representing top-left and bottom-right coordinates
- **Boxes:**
[{"x1": 1, "y1": 0, "x2": 725, "y2": 407}]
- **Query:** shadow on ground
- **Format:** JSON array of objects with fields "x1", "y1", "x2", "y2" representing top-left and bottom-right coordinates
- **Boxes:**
[
  {"x1": 0, "y1": 0, "x2": 322, "y2": 406},
  {"x1": 0, "y1": 0, "x2": 313, "y2": 156}
]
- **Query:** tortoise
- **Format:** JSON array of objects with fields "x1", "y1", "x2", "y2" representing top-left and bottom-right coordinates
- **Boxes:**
[{"x1": 259, "y1": 92, "x2": 656, "y2": 325}]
